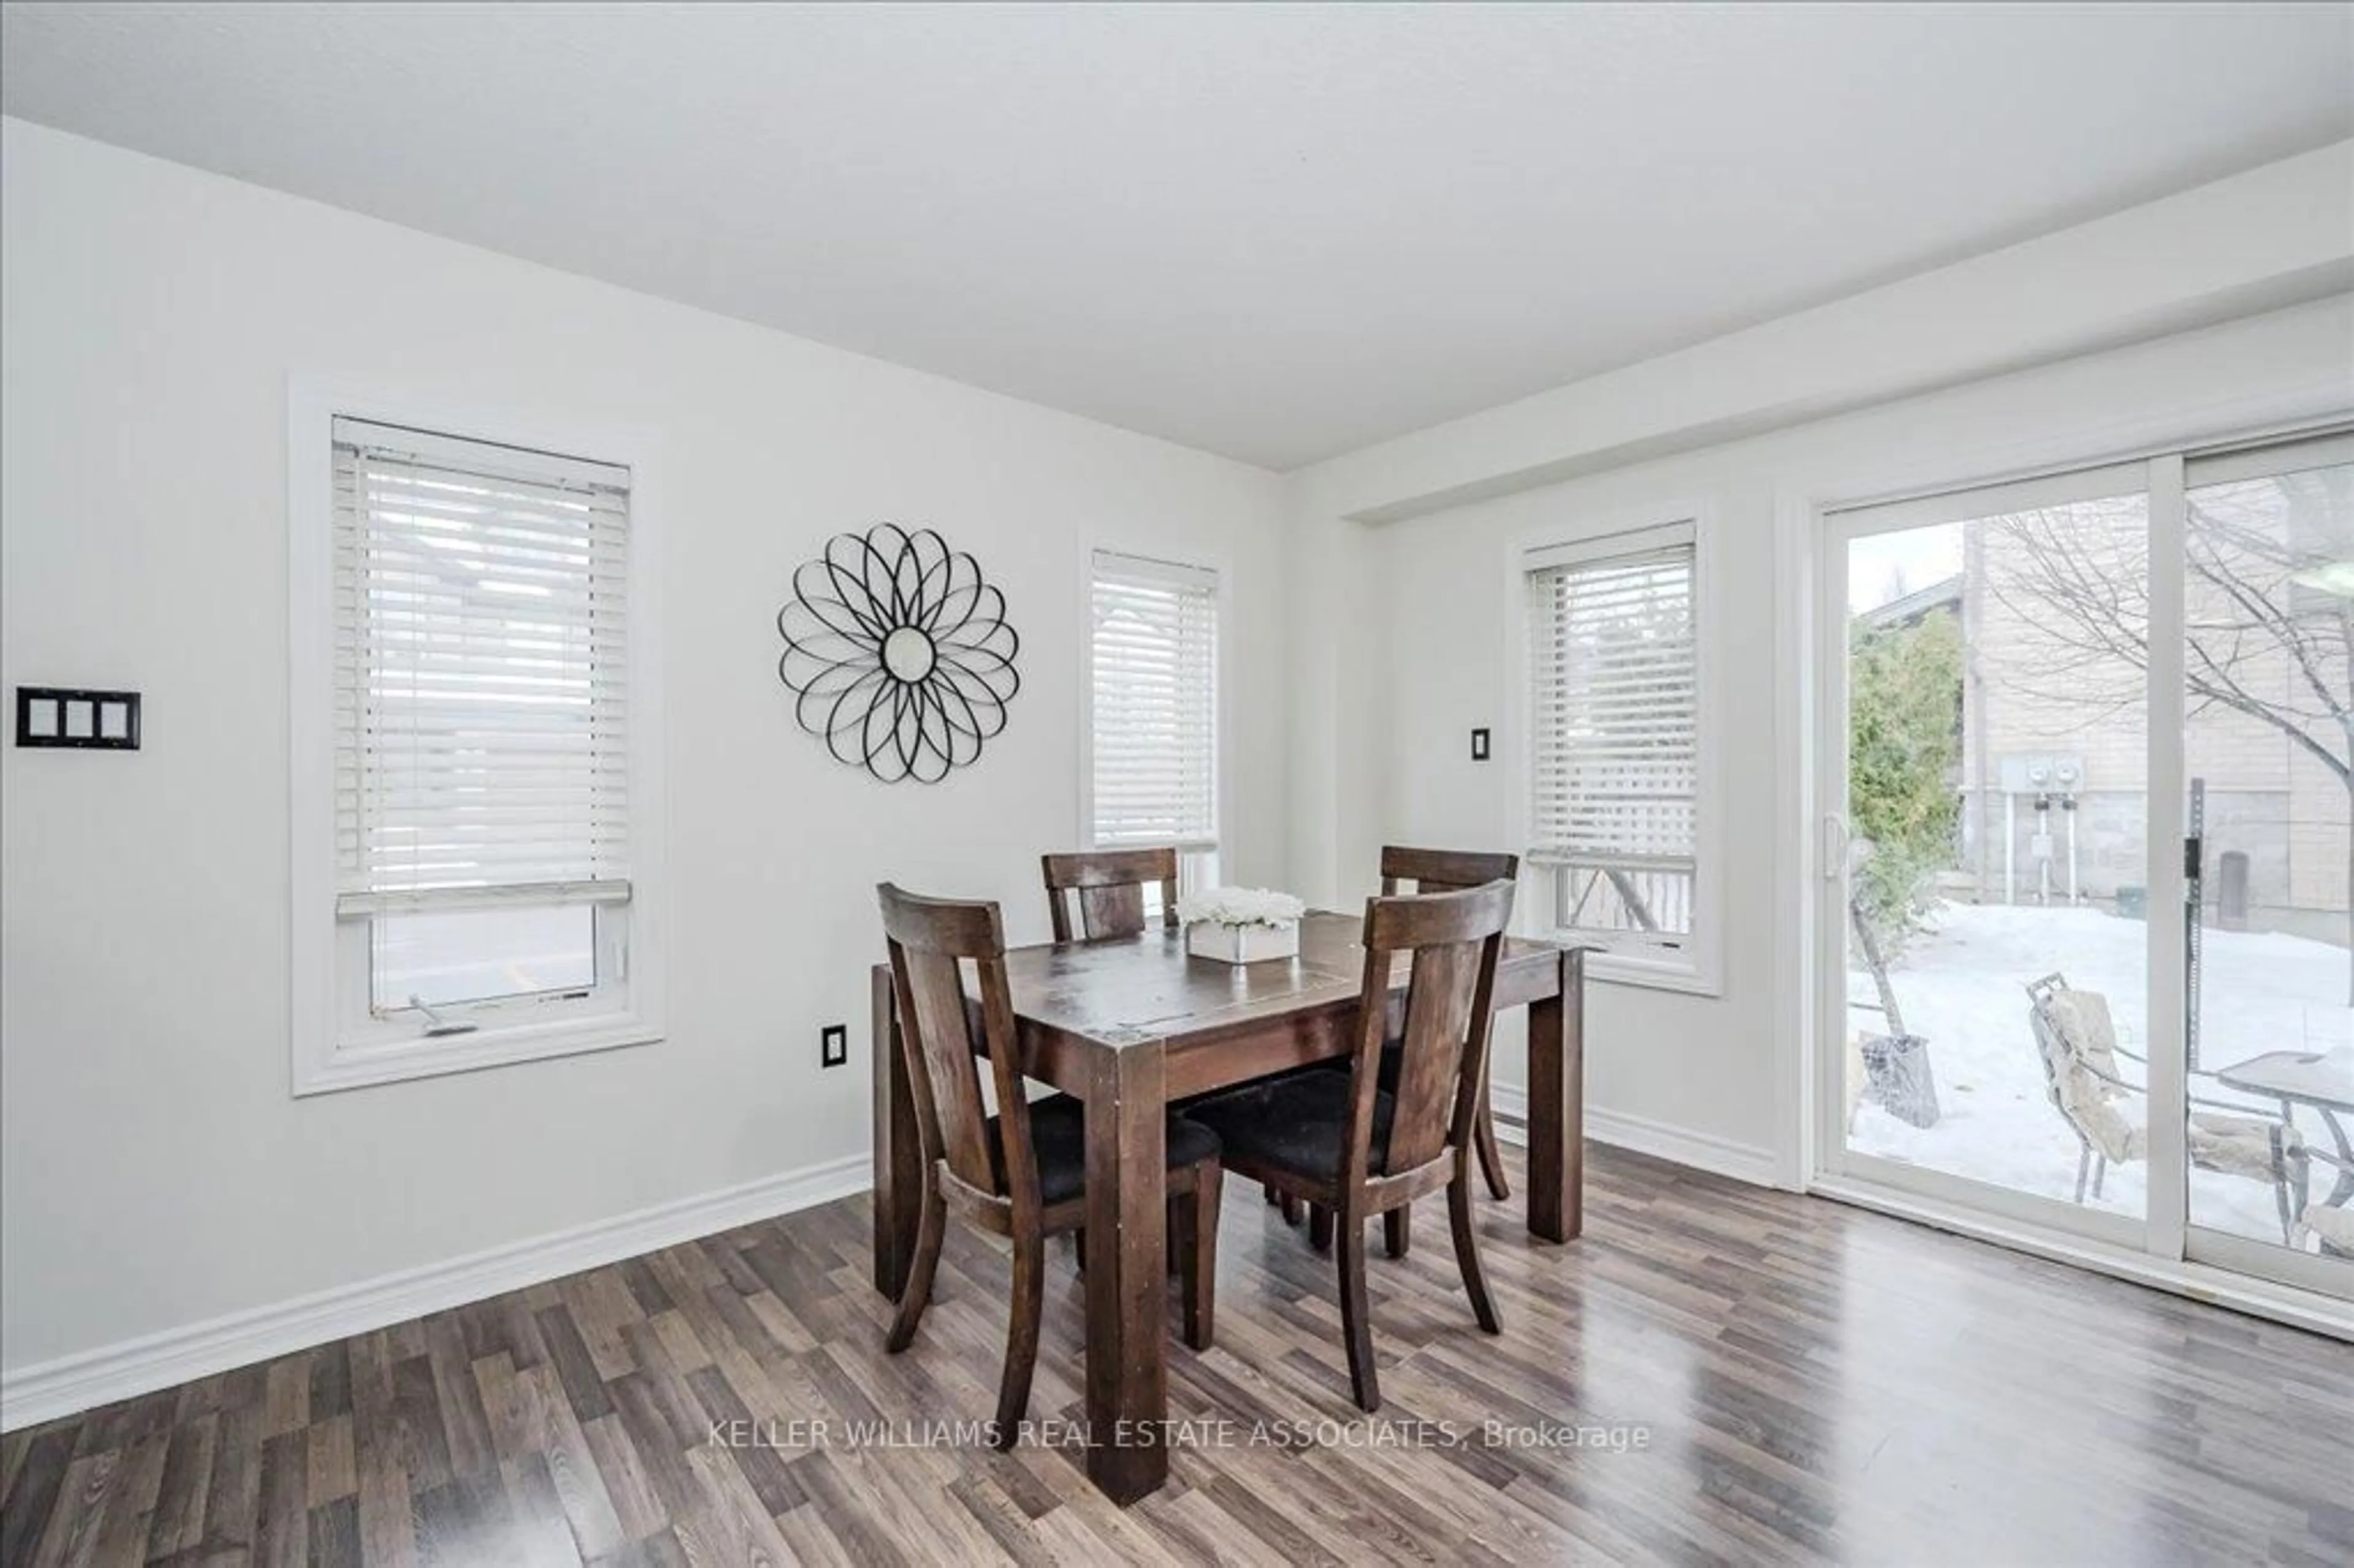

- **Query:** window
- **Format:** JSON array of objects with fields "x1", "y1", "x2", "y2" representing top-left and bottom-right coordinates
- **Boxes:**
[
  {"x1": 1087, "y1": 550, "x2": 1220, "y2": 886},
  {"x1": 291, "y1": 396, "x2": 661, "y2": 1094},
  {"x1": 1525, "y1": 520, "x2": 1711, "y2": 985}
]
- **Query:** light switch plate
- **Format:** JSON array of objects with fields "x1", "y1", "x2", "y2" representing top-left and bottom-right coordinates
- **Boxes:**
[
  {"x1": 16, "y1": 687, "x2": 140, "y2": 750},
  {"x1": 1471, "y1": 727, "x2": 1491, "y2": 762}
]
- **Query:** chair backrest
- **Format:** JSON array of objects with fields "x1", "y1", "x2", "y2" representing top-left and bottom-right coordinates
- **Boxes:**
[
  {"x1": 1346, "y1": 880, "x2": 1515, "y2": 1181},
  {"x1": 877, "y1": 885, "x2": 1041, "y2": 1212},
  {"x1": 1041, "y1": 847, "x2": 1179, "y2": 942},
  {"x1": 1378, "y1": 845, "x2": 1520, "y2": 896},
  {"x1": 2025, "y1": 972, "x2": 2141, "y2": 1163}
]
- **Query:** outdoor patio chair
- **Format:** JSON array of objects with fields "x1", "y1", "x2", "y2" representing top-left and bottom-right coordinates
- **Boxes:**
[
  {"x1": 2024, "y1": 973, "x2": 2305, "y2": 1243},
  {"x1": 2294, "y1": 1146, "x2": 2353, "y2": 1259}
]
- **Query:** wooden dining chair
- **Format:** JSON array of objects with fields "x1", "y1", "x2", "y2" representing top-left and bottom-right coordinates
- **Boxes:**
[
  {"x1": 876, "y1": 883, "x2": 1224, "y2": 1447},
  {"x1": 1186, "y1": 879, "x2": 1514, "y2": 1412},
  {"x1": 1379, "y1": 846, "x2": 1520, "y2": 1210},
  {"x1": 1307, "y1": 846, "x2": 1521, "y2": 1258},
  {"x1": 1041, "y1": 847, "x2": 1181, "y2": 942},
  {"x1": 1044, "y1": 847, "x2": 1309, "y2": 1227}
]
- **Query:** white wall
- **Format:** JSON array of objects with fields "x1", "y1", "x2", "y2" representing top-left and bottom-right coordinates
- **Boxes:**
[
  {"x1": 1287, "y1": 143, "x2": 2354, "y2": 916},
  {"x1": 0, "y1": 120, "x2": 1290, "y2": 1384},
  {"x1": 1298, "y1": 140, "x2": 2354, "y2": 523},
  {"x1": 1325, "y1": 296, "x2": 2354, "y2": 1176},
  {"x1": 1282, "y1": 142, "x2": 2354, "y2": 1183}
]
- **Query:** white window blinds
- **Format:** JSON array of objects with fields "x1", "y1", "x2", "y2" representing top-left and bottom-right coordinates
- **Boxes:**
[
  {"x1": 1091, "y1": 551, "x2": 1219, "y2": 850},
  {"x1": 333, "y1": 417, "x2": 631, "y2": 916},
  {"x1": 1526, "y1": 523, "x2": 1697, "y2": 936}
]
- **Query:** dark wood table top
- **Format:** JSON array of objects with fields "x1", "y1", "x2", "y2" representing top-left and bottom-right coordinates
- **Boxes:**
[{"x1": 981, "y1": 909, "x2": 1571, "y2": 1049}]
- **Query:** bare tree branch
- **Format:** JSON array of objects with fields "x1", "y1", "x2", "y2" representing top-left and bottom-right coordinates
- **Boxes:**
[{"x1": 1983, "y1": 487, "x2": 2352, "y2": 786}]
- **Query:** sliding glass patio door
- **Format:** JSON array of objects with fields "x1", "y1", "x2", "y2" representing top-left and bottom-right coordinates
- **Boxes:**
[
  {"x1": 1823, "y1": 465, "x2": 2157, "y2": 1243},
  {"x1": 2178, "y1": 433, "x2": 2354, "y2": 1296},
  {"x1": 1816, "y1": 429, "x2": 2354, "y2": 1302}
]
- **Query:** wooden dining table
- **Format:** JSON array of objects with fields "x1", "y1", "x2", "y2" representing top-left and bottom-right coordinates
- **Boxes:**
[{"x1": 867, "y1": 908, "x2": 1586, "y2": 1504}]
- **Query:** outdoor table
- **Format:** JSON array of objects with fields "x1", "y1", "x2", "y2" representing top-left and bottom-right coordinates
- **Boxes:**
[{"x1": 2214, "y1": 1046, "x2": 2354, "y2": 1209}]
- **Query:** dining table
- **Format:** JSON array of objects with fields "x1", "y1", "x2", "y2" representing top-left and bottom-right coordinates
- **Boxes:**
[{"x1": 867, "y1": 908, "x2": 1587, "y2": 1504}]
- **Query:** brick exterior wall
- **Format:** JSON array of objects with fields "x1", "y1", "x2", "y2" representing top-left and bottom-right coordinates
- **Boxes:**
[{"x1": 1949, "y1": 503, "x2": 2345, "y2": 929}]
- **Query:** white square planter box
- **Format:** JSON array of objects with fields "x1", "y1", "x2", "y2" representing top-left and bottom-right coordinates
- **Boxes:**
[{"x1": 1187, "y1": 921, "x2": 1300, "y2": 965}]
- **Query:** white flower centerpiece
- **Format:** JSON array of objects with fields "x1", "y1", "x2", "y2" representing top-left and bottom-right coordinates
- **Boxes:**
[{"x1": 1177, "y1": 886, "x2": 1308, "y2": 965}]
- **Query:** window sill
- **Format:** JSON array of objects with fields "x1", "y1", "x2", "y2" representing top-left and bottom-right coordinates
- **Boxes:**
[
  {"x1": 292, "y1": 1013, "x2": 662, "y2": 1097},
  {"x1": 1577, "y1": 947, "x2": 1723, "y2": 999}
]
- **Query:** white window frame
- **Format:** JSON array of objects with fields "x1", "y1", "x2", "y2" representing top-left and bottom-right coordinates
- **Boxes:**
[
  {"x1": 1509, "y1": 504, "x2": 1724, "y2": 995},
  {"x1": 288, "y1": 379, "x2": 666, "y2": 1095},
  {"x1": 1078, "y1": 542, "x2": 1230, "y2": 894}
]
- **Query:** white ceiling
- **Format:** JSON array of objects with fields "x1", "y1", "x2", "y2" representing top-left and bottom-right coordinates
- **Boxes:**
[{"x1": 4, "y1": 3, "x2": 2349, "y2": 470}]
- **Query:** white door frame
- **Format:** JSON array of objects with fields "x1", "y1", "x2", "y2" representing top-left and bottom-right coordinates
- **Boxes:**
[{"x1": 2144, "y1": 452, "x2": 2192, "y2": 1263}]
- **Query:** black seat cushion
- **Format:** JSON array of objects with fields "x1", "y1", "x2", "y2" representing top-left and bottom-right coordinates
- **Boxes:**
[
  {"x1": 988, "y1": 1093, "x2": 1222, "y2": 1206},
  {"x1": 1183, "y1": 1071, "x2": 1395, "y2": 1184}
]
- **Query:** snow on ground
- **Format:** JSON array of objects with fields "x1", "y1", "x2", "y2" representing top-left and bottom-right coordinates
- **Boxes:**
[{"x1": 1846, "y1": 901, "x2": 2353, "y2": 1248}]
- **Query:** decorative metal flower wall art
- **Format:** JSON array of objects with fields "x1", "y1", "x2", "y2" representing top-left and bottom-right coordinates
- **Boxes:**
[{"x1": 776, "y1": 524, "x2": 1021, "y2": 782}]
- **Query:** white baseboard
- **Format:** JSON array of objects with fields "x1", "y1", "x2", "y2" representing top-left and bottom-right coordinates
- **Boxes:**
[
  {"x1": 1, "y1": 1152, "x2": 870, "y2": 1433},
  {"x1": 1490, "y1": 1084, "x2": 1781, "y2": 1189}
]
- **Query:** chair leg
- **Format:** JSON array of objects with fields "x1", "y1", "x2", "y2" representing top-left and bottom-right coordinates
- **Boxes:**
[
  {"x1": 1448, "y1": 1169, "x2": 1501, "y2": 1336},
  {"x1": 2275, "y1": 1147, "x2": 2306, "y2": 1247},
  {"x1": 2092, "y1": 1155, "x2": 2106, "y2": 1200},
  {"x1": 1278, "y1": 1191, "x2": 1302, "y2": 1226},
  {"x1": 1181, "y1": 1161, "x2": 1222, "y2": 1351},
  {"x1": 1476, "y1": 1093, "x2": 1511, "y2": 1201},
  {"x1": 992, "y1": 1227, "x2": 1045, "y2": 1450},
  {"x1": 1335, "y1": 1216, "x2": 1380, "y2": 1412},
  {"x1": 1384, "y1": 1208, "x2": 1410, "y2": 1259},
  {"x1": 885, "y1": 1190, "x2": 945, "y2": 1353},
  {"x1": 1308, "y1": 1203, "x2": 1335, "y2": 1253},
  {"x1": 2073, "y1": 1146, "x2": 2090, "y2": 1204}
]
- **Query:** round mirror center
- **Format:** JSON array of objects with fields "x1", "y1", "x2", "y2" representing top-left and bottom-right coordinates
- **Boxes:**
[{"x1": 882, "y1": 626, "x2": 937, "y2": 683}]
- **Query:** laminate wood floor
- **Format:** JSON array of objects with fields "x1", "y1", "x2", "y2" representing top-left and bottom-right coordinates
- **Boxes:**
[{"x1": 5, "y1": 1144, "x2": 2349, "y2": 1567}]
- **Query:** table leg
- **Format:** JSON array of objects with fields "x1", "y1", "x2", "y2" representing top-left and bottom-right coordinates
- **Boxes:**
[
  {"x1": 1526, "y1": 948, "x2": 1585, "y2": 1243},
  {"x1": 870, "y1": 963, "x2": 921, "y2": 1300},
  {"x1": 1083, "y1": 1045, "x2": 1169, "y2": 1504}
]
